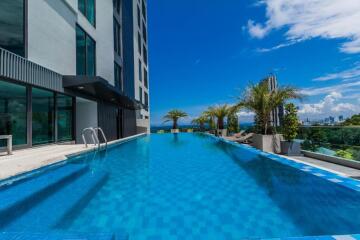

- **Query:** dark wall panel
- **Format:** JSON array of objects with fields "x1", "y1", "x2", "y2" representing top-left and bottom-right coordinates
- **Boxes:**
[
  {"x1": 98, "y1": 102, "x2": 118, "y2": 142},
  {"x1": 123, "y1": 109, "x2": 137, "y2": 137}
]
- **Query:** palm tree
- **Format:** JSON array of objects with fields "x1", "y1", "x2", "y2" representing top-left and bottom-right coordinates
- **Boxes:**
[
  {"x1": 205, "y1": 105, "x2": 231, "y2": 130},
  {"x1": 236, "y1": 82, "x2": 301, "y2": 135},
  {"x1": 191, "y1": 115, "x2": 208, "y2": 131},
  {"x1": 202, "y1": 108, "x2": 216, "y2": 130},
  {"x1": 163, "y1": 110, "x2": 188, "y2": 129},
  {"x1": 227, "y1": 105, "x2": 240, "y2": 133}
]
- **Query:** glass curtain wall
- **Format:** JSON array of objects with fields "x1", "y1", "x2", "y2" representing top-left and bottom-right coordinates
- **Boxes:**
[
  {"x1": 78, "y1": 0, "x2": 95, "y2": 26},
  {"x1": 76, "y1": 26, "x2": 96, "y2": 76},
  {"x1": 57, "y1": 94, "x2": 73, "y2": 142},
  {"x1": 0, "y1": 81, "x2": 27, "y2": 146},
  {"x1": 0, "y1": 0, "x2": 25, "y2": 56},
  {"x1": 32, "y1": 88, "x2": 55, "y2": 145}
]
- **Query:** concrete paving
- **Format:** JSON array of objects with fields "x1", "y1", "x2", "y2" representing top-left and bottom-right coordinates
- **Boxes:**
[
  {"x1": 283, "y1": 155, "x2": 360, "y2": 179},
  {"x1": 0, "y1": 144, "x2": 95, "y2": 180},
  {"x1": 0, "y1": 133, "x2": 147, "y2": 181}
]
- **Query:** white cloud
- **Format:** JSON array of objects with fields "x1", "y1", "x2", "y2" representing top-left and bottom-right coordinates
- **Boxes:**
[
  {"x1": 300, "y1": 80, "x2": 360, "y2": 96},
  {"x1": 248, "y1": 0, "x2": 360, "y2": 53},
  {"x1": 313, "y1": 63, "x2": 360, "y2": 81},
  {"x1": 247, "y1": 20, "x2": 271, "y2": 39},
  {"x1": 298, "y1": 92, "x2": 360, "y2": 117},
  {"x1": 256, "y1": 40, "x2": 299, "y2": 53}
]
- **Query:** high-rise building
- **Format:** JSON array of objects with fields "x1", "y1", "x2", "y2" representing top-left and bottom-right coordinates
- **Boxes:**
[
  {"x1": 262, "y1": 75, "x2": 284, "y2": 127},
  {"x1": 0, "y1": 0, "x2": 150, "y2": 148}
]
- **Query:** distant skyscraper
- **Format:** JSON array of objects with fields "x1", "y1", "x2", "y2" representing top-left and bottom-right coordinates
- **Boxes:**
[{"x1": 262, "y1": 75, "x2": 284, "y2": 127}]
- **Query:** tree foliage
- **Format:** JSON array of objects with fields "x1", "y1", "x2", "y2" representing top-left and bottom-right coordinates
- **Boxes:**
[
  {"x1": 342, "y1": 114, "x2": 360, "y2": 126},
  {"x1": 191, "y1": 115, "x2": 208, "y2": 131},
  {"x1": 203, "y1": 105, "x2": 231, "y2": 130},
  {"x1": 282, "y1": 103, "x2": 299, "y2": 141},
  {"x1": 163, "y1": 110, "x2": 188, "y2": 129},
  {"x1": 236, "y1": 82, "x2": 301, "y2": 134}
]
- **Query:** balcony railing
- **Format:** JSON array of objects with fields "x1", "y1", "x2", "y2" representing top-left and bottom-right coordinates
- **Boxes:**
[{"x1": 0, "y1": 47, "x2": 63, "y2": 92}]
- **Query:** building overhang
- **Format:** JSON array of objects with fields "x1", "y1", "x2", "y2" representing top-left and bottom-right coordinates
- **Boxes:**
[{"x1": 63, "y1": 75, "x2": 142, "y2": 110}]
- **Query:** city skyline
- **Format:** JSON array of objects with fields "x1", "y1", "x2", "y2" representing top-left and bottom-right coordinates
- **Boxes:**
[{"x1": 149, "y1": 0, "x2": 360, "y2": 126}]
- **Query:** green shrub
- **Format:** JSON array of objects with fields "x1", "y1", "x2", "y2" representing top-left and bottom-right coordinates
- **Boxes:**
[
  {"x1": 335, "y1": 149, "x2": 353, "y2": 160},
  {"x1": 282, "y1": 103, "x2": 299, "y2": 141}
]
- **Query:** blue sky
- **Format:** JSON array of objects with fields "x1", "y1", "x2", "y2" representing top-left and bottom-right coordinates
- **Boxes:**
[{"x1": 148, "y1": 0, "x2": 360, "y2": 126}]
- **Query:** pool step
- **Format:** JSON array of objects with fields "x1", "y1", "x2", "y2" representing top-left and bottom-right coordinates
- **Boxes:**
[
  {"x1": 3, "y1": 170, "x2": 110, "y2": 232},
  {"x1": 0, "y1": 164, "x2": 88, "y2": 227}
]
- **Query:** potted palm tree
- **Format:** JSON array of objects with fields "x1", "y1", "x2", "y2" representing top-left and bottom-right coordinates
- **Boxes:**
[
  {"x1": 281, "y1": 103, "x2": 301, "y2": 155},
  {"x1": 163, "y1": 110, "x2": 188, "y2": 133},
  {"x1": 191, "y1": 115, "x2": 208, "y2": 132},
  {"x1": 205, "y1": 105, "x2": 231, "y2": 137},
  {"x1": 236, "y1": 81, "x2": 301, "y2": 152}
]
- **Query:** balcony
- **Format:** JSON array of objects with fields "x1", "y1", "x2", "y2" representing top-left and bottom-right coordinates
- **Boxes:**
[{"x1": 0, "y1": 47, "x2": 62, "y2": 91}]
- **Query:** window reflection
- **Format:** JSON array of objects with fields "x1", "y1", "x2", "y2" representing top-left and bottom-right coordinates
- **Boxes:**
[
  {"x1": 0, "y1": 80, "x2": 27, "y2": 146},
  {"x1": 0, "y1": 0, "x2": 25, "y2": 56},
  {"x1": 32, "y1": 88, "x2": 55, "y2": 145},
  {"x1": 57, "y1": 94, "x2": 73, "y2": 142}
]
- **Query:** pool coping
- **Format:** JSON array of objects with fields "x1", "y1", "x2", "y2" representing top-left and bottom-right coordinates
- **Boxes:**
[
  {"x1": 205, "y1": 133, "x2": 360, "y2": 240},
  {"x1": 0, "y1": 133, "x2": 148, "y2": 187}
]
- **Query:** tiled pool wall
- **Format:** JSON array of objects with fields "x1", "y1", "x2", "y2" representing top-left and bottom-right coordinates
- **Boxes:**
[{"x1": 207, "y1": 133, "x2": 360, "y2": 240}]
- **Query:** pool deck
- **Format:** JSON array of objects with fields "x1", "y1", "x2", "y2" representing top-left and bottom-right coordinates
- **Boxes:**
[
  {"x1": 284, "y1": 155, "x2": 360, "y2": 179},
  {"x1": 0, "y1": 133, "x2": 147, "y2": 181}
]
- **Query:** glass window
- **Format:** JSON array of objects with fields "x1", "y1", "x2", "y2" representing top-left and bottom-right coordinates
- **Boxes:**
[
  {"x1": 86, "y1": 35, "x2": 96, "y2": 76},
  {"x1": 139, "y1": 87, "x2": 143, "y2": 103},
  {"x1": 32, "y1": 88, "x2": 55, "y2": 145},
  {"x1": 76, "y1": 26, "x2": 86, "y2": 75},
  {"x1": 78, "y1": 0, "x2": 95, "y2": 26},
  {"x1": 76, "y1": 26, "x2": 96, "y2": 76},
  {"x1": 113, "y1": 18, "x2": 121, "y2": 57},
  {"x1": 57, "y1": 94, "x2": 73, "y2": 142},
  {"x1": 143, "y1": 45, "x2": 147, "y2": 65},
  {"x1": 0, "y1": 0, "x2": 25, "y2": 56},
  {"x1": 113, "y1": 0, "x2": 121, "y2": 14},
  {"x1": 138, "y1": 60, "x2": 142, "y2": 82},
  {"x1": 138, "y1": 32, "x2": 141, "y2": 54},
  {"x1": 137, "y1": 6, "x2": 141, "y2": 28},
  {"x1": 0, "y1": 80, "x2": 27, "y2": 146},
  {"x1": 142, "y1": 22, "x2": 147, "y2": 43},
  {"x1": 144, "y1": 68, "x2": 148, "y2": 88},
  {"x1": 142, "y1": 0, "x2": 146, "y2": 21},
  {"x1": 144, "y1": 92, "x2": 148, "y2": 106},
  {"x1": 114, "y1": 63, "x2": 122, "y2": 91}
]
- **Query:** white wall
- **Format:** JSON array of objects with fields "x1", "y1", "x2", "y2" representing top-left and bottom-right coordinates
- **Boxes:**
[
  {"x1": 27, "y1": 0, "x2": 77, "y2": 75},
  {"x1": 95, "y1": 0, "x2": 115, "y2": 84},
  {"x1": 76, "y1": 99, "x2": 98, "y2": 143}
]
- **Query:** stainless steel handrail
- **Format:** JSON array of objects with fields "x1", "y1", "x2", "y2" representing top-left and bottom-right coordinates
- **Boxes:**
[
  {"x1": 82, "y1": 127, "x2": 107, "y2": 150},
  {"x1": 94, "y1": 127, "x2": 108, "y2": 150},
  {"x1": 82, "y1": 127, "x2": 99, "y2": 148}
]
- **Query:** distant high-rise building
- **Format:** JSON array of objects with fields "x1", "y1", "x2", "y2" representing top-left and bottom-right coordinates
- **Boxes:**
[
  {"x1": 339, "y1": 115, "x2": 344, "y2": 122},
  {"x1": 262, "y1": 75, "x2": 284, "y2": 127}
]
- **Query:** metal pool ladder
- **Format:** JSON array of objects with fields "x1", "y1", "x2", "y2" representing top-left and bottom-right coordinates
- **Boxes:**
[{"x1": 82, "y1": 127, "x2": 108, "y2": 150}]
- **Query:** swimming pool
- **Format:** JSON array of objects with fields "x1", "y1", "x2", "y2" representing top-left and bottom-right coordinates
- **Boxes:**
[{"x1": 1, "y1": 133, "x2": 360, "y2": 239}]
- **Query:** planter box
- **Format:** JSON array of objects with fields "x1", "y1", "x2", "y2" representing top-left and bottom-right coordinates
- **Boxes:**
[
  {"x1": 216, "y1": 129, "x2": 228, "y2": 137},
  {"x1": 252, "y1": 134, "x2": 283, "y2": 153},
  {"x1": 280, "y1": 141, "x2": 301, "y2": 156},
  {"x1": 302, "y1": 150, "x2": 360, "y2": 170},
  {"x1": 171, "y1": 129, "x2": 180, "y2": 133}
]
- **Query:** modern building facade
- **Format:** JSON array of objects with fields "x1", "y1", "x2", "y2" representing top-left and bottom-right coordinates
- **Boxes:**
[
  {"x1": 0, "y1": 0, "x2": 150, "y2": 149},
  {"x1": 262, "y1": 75, "x2": 284, "y2": 127}
]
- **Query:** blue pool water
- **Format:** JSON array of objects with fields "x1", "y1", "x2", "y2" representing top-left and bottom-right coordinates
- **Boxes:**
[{"x1": 1, "y1": 133, "x2": 360, "y2": 239}]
